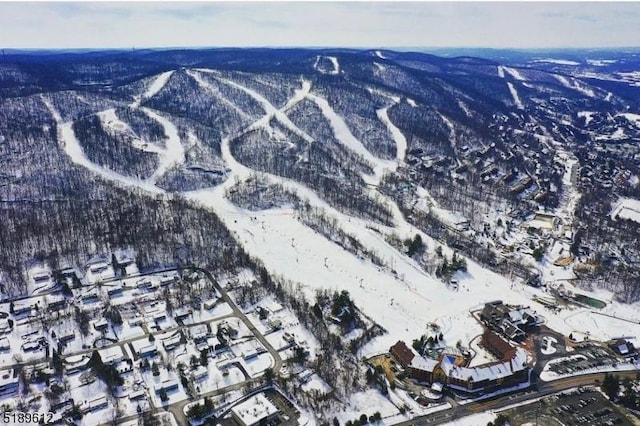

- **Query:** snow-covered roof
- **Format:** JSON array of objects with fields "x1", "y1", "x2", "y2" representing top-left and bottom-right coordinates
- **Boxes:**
[
  {"x1": 410, "y1": 355, "x2": 438, "y2": 372},
  {"x1": 231, "y1": 393, "x2": 279, "y2": 425}
]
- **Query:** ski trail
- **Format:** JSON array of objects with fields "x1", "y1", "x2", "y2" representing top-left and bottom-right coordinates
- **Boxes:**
[
  {"x1": 215, "y1": 74, "x2": 314, "y2": 143},
  {"x1": 42, "y1": 97, "x2": 164, "y2": 194},
  {"x1": 377, "y1": 106, "x2": 407, "y2": 162},
  {"x1": 186, "y1": 69, "x2": 252, "y2": 121},
  {"x1": 554, "y1": 74, "x2": 596, "y2": 98},
  {"x1": 140, "y1": 107, "x2": 185, "y2": 184},
  {"x1": 503, "y1": 66, "x2": 525, "y2": 81},
  {"x1": 131, "y1": 70, "x2": 174, "y2": 108},
  {"x1": 507, "y1": 82, "x2": 524, "y2": 110},
  {"x1": 327, "y1": 56, "x2": 340, "y2": 75},
  {"x1": 307, "y1": 92, "x2": 394, "y2": 184}
]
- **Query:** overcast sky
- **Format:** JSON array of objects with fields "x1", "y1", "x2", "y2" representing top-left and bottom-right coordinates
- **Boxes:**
[{"x1": 1, "y1": 1, "x2": 639, "y2": 49}]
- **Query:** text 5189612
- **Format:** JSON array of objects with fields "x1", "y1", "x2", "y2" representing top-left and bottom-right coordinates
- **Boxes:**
[{"x1": 2, "y1": 411, "x2": 54, "y2": 424}]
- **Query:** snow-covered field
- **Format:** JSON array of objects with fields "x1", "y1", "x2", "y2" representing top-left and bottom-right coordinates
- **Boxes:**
[{"x1": 611, "y1": 197, "x2": 640, "y2": 223}]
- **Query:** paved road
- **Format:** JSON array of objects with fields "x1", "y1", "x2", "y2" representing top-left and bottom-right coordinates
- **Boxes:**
[
  {"x1": 392, "y1": 370, "x2": 640, "y2": 425},
  {"x1": 107, "y1": 267, "x2": 283, "y2": 426}
]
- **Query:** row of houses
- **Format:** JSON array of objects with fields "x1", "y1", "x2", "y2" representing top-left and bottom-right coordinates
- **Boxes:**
[{"x1": 390, "y1": 330, "x2": 530, "y2": 395}]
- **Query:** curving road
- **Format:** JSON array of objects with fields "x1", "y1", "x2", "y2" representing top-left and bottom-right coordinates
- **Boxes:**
[{"x1": 392, "y1": 371, "x2": 640, "y2": 425}]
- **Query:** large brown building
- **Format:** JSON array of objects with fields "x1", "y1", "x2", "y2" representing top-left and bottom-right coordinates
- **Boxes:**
[{"x1": 389, "y1": 337, "x2": 530, "y2": 395}]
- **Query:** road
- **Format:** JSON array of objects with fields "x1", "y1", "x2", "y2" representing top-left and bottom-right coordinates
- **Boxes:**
[
  {"x1": 105, "y1": 267, "x2": 283, "y2": 426},
  {"x1": 392, "y1": 371, "x2": 640, "y2": 426}
]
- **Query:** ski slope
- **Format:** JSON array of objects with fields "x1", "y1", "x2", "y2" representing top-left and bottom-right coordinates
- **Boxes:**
[
  {"x1": 131, "y1": 70, "x2": 174, "y2": 108},
  {"x1": 507, "y1": 82, "x2": 524, "y2": 110},
  {"x1": 45, "y1": 68, "x2": 624, "y2": 361}
]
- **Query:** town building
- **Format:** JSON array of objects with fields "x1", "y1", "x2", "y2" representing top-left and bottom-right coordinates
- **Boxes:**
[{"x1": 231, "y1": 393, "x2": 280, "y2": 426}]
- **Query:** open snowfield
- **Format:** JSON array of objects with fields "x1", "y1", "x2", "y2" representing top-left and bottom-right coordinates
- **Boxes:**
[{"x1": 611, "y1": 197, "x2": 640, "y2": 223}]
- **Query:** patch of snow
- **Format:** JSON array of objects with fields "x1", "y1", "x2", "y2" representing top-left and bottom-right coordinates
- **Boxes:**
[
  {"x1": 534, "y1": 58, "x2": 580, "y2": 66},
  {"x1": 554, "y1": 74, "x2": 596, "y2": 98},
  {"x1": 503, "y1": 66, "x2": 526, "y2": 81},
  {"x1": 507, "y1": 82, "x2": 524, "y2": 110},
  {"x1": 42, "y1": 97, "x2": 164, "y2": 194},
  {"x1": 377, "y1": 106, "x2": 407, "y2": 162},
  {"x1": 611, "y1": 197, "x2": 640, "y2": 223},
  {"x1": 618, "y1": 112, "x2": 640, "y2": 129},
  {"x1": 577, "y1": 111, "x2": 596, "y2": 125},
  {"x1": 407, "y1": 98, "x2": 417, "y2": 107},
  {"x1": 374, "y1": 50, "x2": 387, "y2": 59},
  {"x1": 131, "y1": 70, "x2": 174, "y2": 108},
  {"x1": 587, "y1": 59, "x2": 618, "y2": 66}
]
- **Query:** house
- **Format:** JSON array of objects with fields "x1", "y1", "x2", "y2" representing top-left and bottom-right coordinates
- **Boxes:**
[
  {"x1": 608, "y1": 339, "x2": 636, "y2": 356},
  {"x1": 231, "y1": 393, "x2": 280, "y2": 426},
  {"x1": 191, "y1": 366, "x2": 208, "y2": 381},
  {"x1": 190, "y1": 324, "x2": 209, "y2": 343},
  {"x1": 11, "y1": 302, "x2": 33, "y2": 316},
  {"x1": 480, "y1": 301, "x2": 541, "y2": 341},
  {"x1": 390, "y1": 340, "x2": 530, "y2": 395},
  {"x1": 174, "y1": 308, "x2": 191, "y2": 322},
  {"x1": 203, "y1": 298, "x2": 218, "y2": 310},
  {"x1": 154, "y1": 379, "x2": 179, "y2": 395},
  {"x1": 81, "y1": 291, "x2": 99, "y2": 304},
  {"x1": 85, "y1": 396, "x2": 108, "y2": 412},
  {"x1": 435, "y1": 347, "x2": 529, "y2": 394},
  {"x1": 106, "y1": 285, "x2": 123, "y2": 297},
  {"x1": 159, "y1": 276, "x2": 177, "y2": 287},
  {"x1": 98, "y1": 346, "x2": 125, "y2": 366},
  {"x1": 132, "y1": 340, "x2": 157, "y2": 358},
  {"x1": 0, "y1": 369, "x2": 18, "y2": 395},
  {"x1": 21, "y1": 341, "x2": 41, "y2": 352},
  {"x1": 0, "y1": 337, "x2": 10, "y2": 351},
  {"x1": 94, "y1": 318, "x2": 109, "y2": 331},
  {"x1": 390, "y1": 340, "x2": 415, "y2": 367},
  {"x1": 481, "y1": 331, "x2": 516, "y2": 360},
  {"x1": 162, "y1": 334, "x2": 182, "y2": 351},
  {"x1": 46, "y1": 295, "x2": 67, "y2": 311}
]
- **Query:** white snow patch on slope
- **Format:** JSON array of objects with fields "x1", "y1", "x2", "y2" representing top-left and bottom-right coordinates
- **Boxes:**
[
  {"x1": 587, "y1": 59, "x2": 618, "y2": 66},
  {"x1": 42, "y1": 97, "x2": 164, "y2": 194},
  {"x1": 503, "y1": 66, "x2": 526, "y2": 81},
  {"x1": 554, "y1": 74, "x2": 596, "y2": 98},
  {"x1": 407, "y1": 98, "x2": 417, "y2": 107},
  {"x1": 218, "y1": 75, "x2": 314, "y2": 143},
  {"x1": 611, "y1": 197, "x2": 640, "y2": 223},
  {"x1": 507, "y1": 82, "x2": 524, "y2": 109},
  {"x1": 186, "y1": 69, "x2": 252, "y2": 120},
  {"x1": 327, "y1": 56, "x2": 340, "y2": 75},
  {"x1": 618, "y1": 112, "x2": 640, "y2": 128},
  {"x1": 374, "y1": 50, "x2": 386, "y2": 59},
  {"x1": 307, "y1": 92, "x2": 394, "y2": 183},
  {"x1": 497, "y1": 65, "x2": 505, "y2": 78},
  {"x1": 373, "y1": 62, "x2": 385, "y2": 73},
  {"x1": 131, "y1": 70, "x2": 174, "y2": 108},
  {"x1": 140, "y1": 107, "x2": 185, "y2": 184},
  {"x1": 534, "y1": 58, "x2": 580, "y2": 66},
  {"x1": 577, "y1": 111, "x2": 596, "y2": 125},
  {"x1": 377, "y1": 106, "x2": 407, "y2": 162},
  {"x1": 313, "y1": 55, "x2": 340, "y2": 75}
]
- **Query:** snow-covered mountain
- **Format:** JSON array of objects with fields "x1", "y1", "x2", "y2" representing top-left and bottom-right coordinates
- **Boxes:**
[{"x1": 1, "y1": 47, "x2": 639, "y2": 305}]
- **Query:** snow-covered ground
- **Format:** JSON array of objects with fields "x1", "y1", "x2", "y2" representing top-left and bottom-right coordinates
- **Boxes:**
[
  {"x1": 533, "y1": 58, "x2": 580, "y2": 66},
  {"x1": 554, "y1": 74, "x2": 596, "y2": 98},
  {"x1": 507, "y1": 82, "x2": 524, "y2": 110},
  {"x1": 131, "y1": 70, "x2": 174, "y2": 108},
  {"x1": 611, "y1": 197, "x2": 640, "y2": 223},
  {"x1": 45, "y1": 68, "x2": 640, "y2": 375}
]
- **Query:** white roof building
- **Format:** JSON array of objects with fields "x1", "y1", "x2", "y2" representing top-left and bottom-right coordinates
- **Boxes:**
[{"x1": 231, "y1": 393, "x2": 279, "y2": 426}]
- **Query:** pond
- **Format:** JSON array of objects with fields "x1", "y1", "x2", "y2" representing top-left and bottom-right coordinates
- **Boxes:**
[{"x1": 572, "y1": 293, "x2": 607, "y2": 309}]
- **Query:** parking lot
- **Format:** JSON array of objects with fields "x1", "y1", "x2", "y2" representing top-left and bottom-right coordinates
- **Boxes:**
[
  {"x1": 549, "y1": 346, "x2": 618, "y2": 375},
  {"x1": 503, "y1": 388, "x2": 634, "y2": 426}
]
